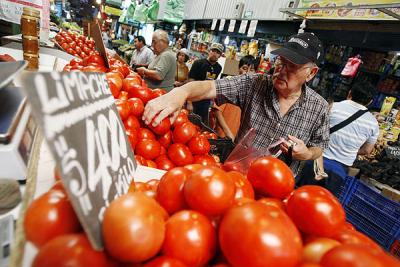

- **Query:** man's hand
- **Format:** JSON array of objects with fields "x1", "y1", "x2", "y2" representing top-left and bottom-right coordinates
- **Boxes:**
[
  {"x1": 143, "y1": 88, "x2": 188, "y2": 127},
  {"x1": 280, "y1": 135, "x2": 312, "y2": 161},
  {"x1": 136, "y1": 67, "x2": 146, "y2": 76}
]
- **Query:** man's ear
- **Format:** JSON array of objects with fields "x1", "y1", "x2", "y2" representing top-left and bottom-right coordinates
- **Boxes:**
[{"x1": 306, "y1": 66, "x2": 319, "y2": 82}]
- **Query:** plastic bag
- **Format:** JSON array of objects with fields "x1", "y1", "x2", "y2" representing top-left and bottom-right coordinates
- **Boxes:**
[
  {"x1": 341, "y1": 55, "x2": 362, "y2": 77},
  {"x1": 133, "y1": 3, "x2": 148, "y2": 23},
  {"x1": 164, "y1": 0, "x2": 185, "y2": 24},
  {"x1": 147, "y1": 0, "x2": 160, "y2": 21}
]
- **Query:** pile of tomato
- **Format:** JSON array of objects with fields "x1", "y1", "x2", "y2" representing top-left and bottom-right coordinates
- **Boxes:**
[
  {"x1": 25, "y1": 156, "x2": 400, "y2": 267},
  {"x1": 54, "y1": 30, "x2": 96, "y2": 59}
]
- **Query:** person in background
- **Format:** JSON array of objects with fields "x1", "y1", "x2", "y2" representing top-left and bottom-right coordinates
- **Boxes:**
[
  {"x1": 142, "y1": 32, "x2": 329, "y2": 176},
  {"x1": 297, "y1": 81, "x2": 379, "y2": 188},
  {"x1": 136, "y1": 30, "x2": 176, "y2": 92},
  {"x1": 130, "y1": 36, "x2": 154, "y2": 70},
  {"x1": 102, "y1": 29, "x2": 111, "y2": 49},
  {"x1": 174, "y1": 48, "x2": 190, "y2": 87},
  {"x1": 238, "y1": 55, "x2": 255, "y2": 75},
  {"x1": 187, "y1": 43, "x2": 224, "y2": 125}
]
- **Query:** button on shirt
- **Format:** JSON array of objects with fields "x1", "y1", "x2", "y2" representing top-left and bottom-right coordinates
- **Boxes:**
[
  {"x1": 130, "y1": 46, "x2": 154, "y2": 67},
  {"x1": 324, "y1": 100, "x2": 379, "y2": 166},
  {"x1": 215, "y1": 74, "x2": 330, "y2": 175}
]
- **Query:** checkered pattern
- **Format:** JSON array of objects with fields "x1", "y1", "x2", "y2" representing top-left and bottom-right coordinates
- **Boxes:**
[{"x1": 215, "y1": 73, "x2": 330, "y2": 174}]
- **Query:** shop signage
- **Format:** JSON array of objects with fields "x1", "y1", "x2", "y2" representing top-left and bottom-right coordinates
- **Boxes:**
[
  {"x1": 228, "y1": 20, "x2": 236, "y2": 32},
  {"x1": 247, "y1": 20, "x2": 258, "y2": 37},
  {"x1": 90, "y1": 22, "x2": 111, "y2": 69},
  {"x1": 385, "y1": 146, "x2": 400, "y2": 159},
  {"x1": 297, "y1": 0, "x2": 400, "y2": 20},
  {"x1": 18, "y1": 71, "x2": 136, "y2": 250},
  {"x1": 104, "y1": 5, "x2": 123, "y2": 17},
  {"x1": 219, "y1": 19, "x2": 226, "y2": 31},
  {"x1": 238, "y1": 20, "x2": 248, "y2": 34}
]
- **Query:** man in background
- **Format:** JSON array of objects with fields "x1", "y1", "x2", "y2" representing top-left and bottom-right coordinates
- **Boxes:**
[{"x1": 130, "y1": 36, "x2": 154, "y2": 70}]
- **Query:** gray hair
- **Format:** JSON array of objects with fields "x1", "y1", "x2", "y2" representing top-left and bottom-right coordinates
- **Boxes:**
[{"x1": 153, "y1": 29, "x2": 169, "y2": 44}]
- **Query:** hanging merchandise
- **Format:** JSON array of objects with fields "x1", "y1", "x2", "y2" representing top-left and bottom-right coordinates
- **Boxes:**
[
  {"x1": 119, "y1": 1, "x2": 136, "y2": 24},
  {"x1": 341, "y1": 55, "x2": 362, "y2": 77},
  {"x1": 133, "y1": 3, "x2": 149, "y2": 23},
  {"x1": 147, "y1": 0, "x2": 159, "y2": 21},
  {"x1": 164, "y1": 0, "x2": 185, "y2": 24}
]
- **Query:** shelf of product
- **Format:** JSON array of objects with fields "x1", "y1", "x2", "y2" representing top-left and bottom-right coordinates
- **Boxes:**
[{"x1": 53, "y1": 30, "x2": 96, "y2": 59}]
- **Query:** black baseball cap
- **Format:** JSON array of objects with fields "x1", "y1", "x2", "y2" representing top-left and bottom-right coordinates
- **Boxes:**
[{"x1": 271, "y1": 32, "x2": 324, "y2": 66}]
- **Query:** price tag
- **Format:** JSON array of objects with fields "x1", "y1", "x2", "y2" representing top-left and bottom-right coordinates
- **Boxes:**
[
  {"x1": 385, "y1": 146, "x2": 400, "y2": 159},
  {"x1": 18, "y1": 71, "x2": 136, "y2": 250}
]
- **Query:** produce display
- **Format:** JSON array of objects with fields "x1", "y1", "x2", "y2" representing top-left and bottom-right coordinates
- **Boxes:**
[
  {"x1": 54, "y1": 30, "x2": 96, "y2": 59},
  {"x1": 24, "y1": 158, "x2": 400, "y2": 266}
]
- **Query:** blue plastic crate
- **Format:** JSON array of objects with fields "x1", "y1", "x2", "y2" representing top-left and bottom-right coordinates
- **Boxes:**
[
  {"x1": 344, "y1": 180, "x2": 400, "y2": 250},
  {"x1": 330, "y1": 175, "x2": 355, "y2": 204}
]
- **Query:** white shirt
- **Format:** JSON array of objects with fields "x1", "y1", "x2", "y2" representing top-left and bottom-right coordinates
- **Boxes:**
[
  {"x1": 130, "y1": 46, "x2": 154, "y2": 66},
  {"x1": 324, "y1": 100, "x2": 379, "y2": 166}
]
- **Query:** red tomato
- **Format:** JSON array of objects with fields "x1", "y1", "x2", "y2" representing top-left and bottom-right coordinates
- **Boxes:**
[
  {"x1": 320, "y1": 244, "x2": 387, "y2": 267},
  {"x1": 228, "y1": 171, "x2": 255, "y2": 199},
  {"x1": 106, "y1": 72, "x2": 123, "y2": 90},
  {"x1": 24, "y1": 190, "x2": 81, "y2": 248},
  {"x1": 124, "y1": 115, "x2": 141, "y2": 131},
  {"x1": 74, "y1": 45, "x2": 82, "y2": 54},
  {"x1": 149, "y1": 117, "x2": 171, "y2": 136},
  {"x1": 129, "y1": 86, "x2": 153, "y2": 104},
  {"x1": 155, "y1": 155, "x2": 175, "y2": 171},
  {"x1": 129, "y1": 181, "x2": 151, "y2": 193},
  {"x1": 138, "y1": 128, "x2": 156, "y2": 140},
  {"x1": 135, "y1": 155, "x2": 148, "y2": 166},
  {"x1": 219, "y1": 202, "x2": 303, "y2": 267},
  {"x1": 67, "y1": 48, "x2": 75, "y2": 55},
  {"x1": 302, "y1": 238, "x2": 341, "y2": 264},
  {"x1": 188, "y1": 135, "x2": 210, "y2": 155},
  {"x1": 297, "y1": 263, "x2": 322, "y2": 267},
  {"x1": 152, "y1": 88, "x2": 167, "y2": 99},
  {"x1": 126, "y1": 129, "x2": 138, "y2": 150},
  {"x1": 193, "y1": 154, "x2": 217, "y2": 166},
  {"x1": 173, "y1": 122, "x2": 197, "y2": 144},
  {"x1": 82, "y1": 65, "x2": 106, "y2": 73},
  {"x1": 63, "y1": 65, "x2": 72, "y2": 72},
  {"x1": 183, "y1": 164, "x2": 203, "y2": 173},
  {"x1": 135, "y1": 139, "x2": 161, "y2": 160},
  {"x1": 160, "y1": 145, "x2": 167, "y2": 155},
  {"x1": 286, "y1": 185, "x2": 345, "y2": 237},
  {"x1": 115, "y1": 99, "x2": 130, "y2": 121},
  {"x1": 123, "y1": 77, "x2": 142, "y2": 91},
  {"x1": 167, "y1": 144, "x2": 193, "y2": 166},
  {"x1": 108, "y1": 81, "x2": 120, "y2": 98},
  {"x1": 50, "y1": 180, "x2": 65, "y2": 192},
  {"x1": 232, "y1": 197, "x2": 255, "y2": 207},
  {"x1": 173, "y1": 112, "x2": 189, "y2": 128},
  {"x1": 184, "y1": 166, "x2": 235, "y2": 216},
  {"x1": 257, "y1": 197, "x2": 285, "y2": 210},
  {"x1": 70, "y1": 58, "x2": 82, "y2": 66},
  {"x1": 247, "y1": 156, "x2": 294, "y2": 199},
  {"x1": 32, "y1": 234, "x2": 112, "y2": 267},
  {"x1": 158, "y1": 131, "x2": 173, "y2": 149},
  {"x1": 157, "y1": 167, "x2": 191, "y2": 214},
  {"x1": 61, "y1": 43, "x2": 70, "y2": 50},
  {"x1": 87, "y1": 54, "x2": 105, "y2": 66},
  {"x1": 146, "y1": 179, "x2": 160, "y2": 191},
  {"x1": 147, "y1": 160, "x2": 157, "y2": 168},
  {"x1": 103, "y1": 193, "x2": 167, "y2": 262},
  {"x1": 331, "y1": 226, "x2": 381, "y2": 252},
  {"x1": 143, "y1": 256, "x2": 188, "y2": 267},
  {"x1": 162, "y1": 210, "x2": 216, "y2": 267},
  {"x1": 127, "y1": 97, "x2": 144, "y2": 117},
  {"x1": 82, "y1": 45, "x2": 91, "y2": 54}
]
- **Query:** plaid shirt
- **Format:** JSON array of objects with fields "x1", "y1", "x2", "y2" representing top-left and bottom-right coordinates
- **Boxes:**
[{"x1": 215, "y1": 73, "x2": 330, "y2": 175}]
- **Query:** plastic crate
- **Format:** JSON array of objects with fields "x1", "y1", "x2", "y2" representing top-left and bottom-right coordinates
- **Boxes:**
[
  {"x1": 330, "y1": 175, "x2": 355, "y2": 204},
  {"x1": 390, "y1": 239, "x2": 400, "y2": 259},
  {"x1": 344, "y1": 180, "x2": 400, "y2": 250}
]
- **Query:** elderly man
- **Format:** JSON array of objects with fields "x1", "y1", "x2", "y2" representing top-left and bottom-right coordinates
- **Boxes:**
[
  {"x1": 129, "y1": 35, "x2": 154, "y2": 69},
  {"x1": 142, "y1": 32, "x2": 330, "y2": 175},
  {"x1": 136, "y1": 30, "x2": 176, "y2": 92}
]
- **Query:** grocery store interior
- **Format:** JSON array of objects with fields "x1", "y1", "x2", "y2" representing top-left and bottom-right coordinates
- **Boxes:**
[{"x1": 1, "y1": 0, "x2": 400, "y2": 266}]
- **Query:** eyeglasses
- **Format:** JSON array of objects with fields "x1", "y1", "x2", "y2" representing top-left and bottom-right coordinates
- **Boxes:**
[{"x1": 274, "y1": 57, "x2": 313, "y2": 73}]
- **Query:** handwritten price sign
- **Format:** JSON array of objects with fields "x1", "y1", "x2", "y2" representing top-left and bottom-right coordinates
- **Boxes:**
[{"x1": 18, "y1": 71, "x2": 136, "y2": 250}]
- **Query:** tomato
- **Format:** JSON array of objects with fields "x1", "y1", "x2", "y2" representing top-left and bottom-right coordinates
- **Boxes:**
[
  {"x1": 219, "y1": 202, "x2": 302, "y2": 267},
  {"x1": 124, "y1": 115, "x2": 141, "y2": 131},
  {"x1": 193, "y1": 154, "x2": 217, "y2": 166},
  {"x1": 106, "y1": 72, "x2": 123, "y2": 90},
  {"x1": 247, "y1": 156, "x2": 294, "y2": 199},
  {"x1": 160, "y1": 145, "x2": 167, "y2": 155},
  {"x1": 61, "y1": 43, "x2": 70, "y2": 50},
  {"x1": 228, "y1": 171, "x2": 255, "y2": 199},
  {"x1": 162, "y1": 210, "x2": 216, "y2": 267},
  {"x1": 167, "y1": 144, "x2": 193, "y2": 166},
  {"x1": 320, "y1": 244, "x2": 386, "y2": 267},
  {"x1": 152, "y1": 88, "x2": 167, "y2": 99},
  {"x1": 157, "y1": 167, "x2": 191, "y2": 214},
  {"x1": 184, "y1": 166, "x2": 235, "y2": 216},
  {"x1": 126, "y1": 129, "x2": 138, "y2": 150},
  {"x1": 257, "y1": 197, "x2": 285, "y2": 210},
  {"x1": 302, "y1": 238, "x2": 341, "y2": 264},
  {"x1": 135, "y1": 155, "x2": 148, "y2": 166},
  {"x1": 63, "y1": 65, "x2": 72, "y2": 72},
  {"x1": 286, "y1": 185, "x2": 345, "y2": 237},
  {"x1": 143, "y1": 256, "x2": 188, "y2": 267},
  {"x1": 232, "y1": 197, "x2": 255, "y2": 207},
  {"x1": 103, "y1": 193, "x2": 167, "y2": 262},
  {"x1": 32, "y1": 234, "x2": 112, "y2": 267},
  {"x1": 129, "y1": 86, "x2": 153, "y2": 104},
  {"x1": 297, "y1": 263, "x2": 322, "y2": 267},
  {"x1": 82, "y1": 65, "x2": 107, "y2": 73},
  {"x1": 51, "y1": 180, "x2": 65, "y2": 192},
  {"x1": 158, "y1": 131, "x2": 173, "y2": 149},
  {"x1": 24, "y1": 190, "x2": 81, "y2": 248},
  {"x1": 156, "y1": 155, "x2": 175, "y2": 171},
  {"x1": 87, "y1": 54, "x2": 105, "y2": 66},
  {"x1": 127, "y1": 97, "x2": 144, "y2": 117},
  {"x1": 82, "y1": 45, "x2": 91, "y2": 54},
  {"x1": 331, "y1": 226, "x2": 381, "y2": 252},
  {"x1": 74, "y1": 46, "x2": 82, "y2": 54},
  {"x1": 149, "y1": 118, "x2": 171, "y2": 136},
  {"x1": 129, "y1": 181, "x2": 151, "y2": 193},
  {"x1": 135, "y1": 139, "x2": 161, "y2": 160},
  {"x1": 70, "y1": 58, "x2": 82, "y2": 67},
  {"x1": 107, "y1": 81, "x2": 120, "y2": 98},
  {"x1": 173, "y1": 122, "x2": 197, "y2": 144},
  {"x1": 173, "y1": 112, "x2": 189, "y2": 128},
  {"x1": 138, "y1": 128, "x2": 156, "y2": 140},
  {"x1": 183, "y1": 164, "x2": 203, "y2": 173},
  {"x1": 115, "y1": 99, "x2": 130, "y2": 121},
  {"x1": 188, "y1": 135, "x2": 210, "y2": 155},
  {"x1": 67, "y1": 48, "x2": 75, "y2": 55}
]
